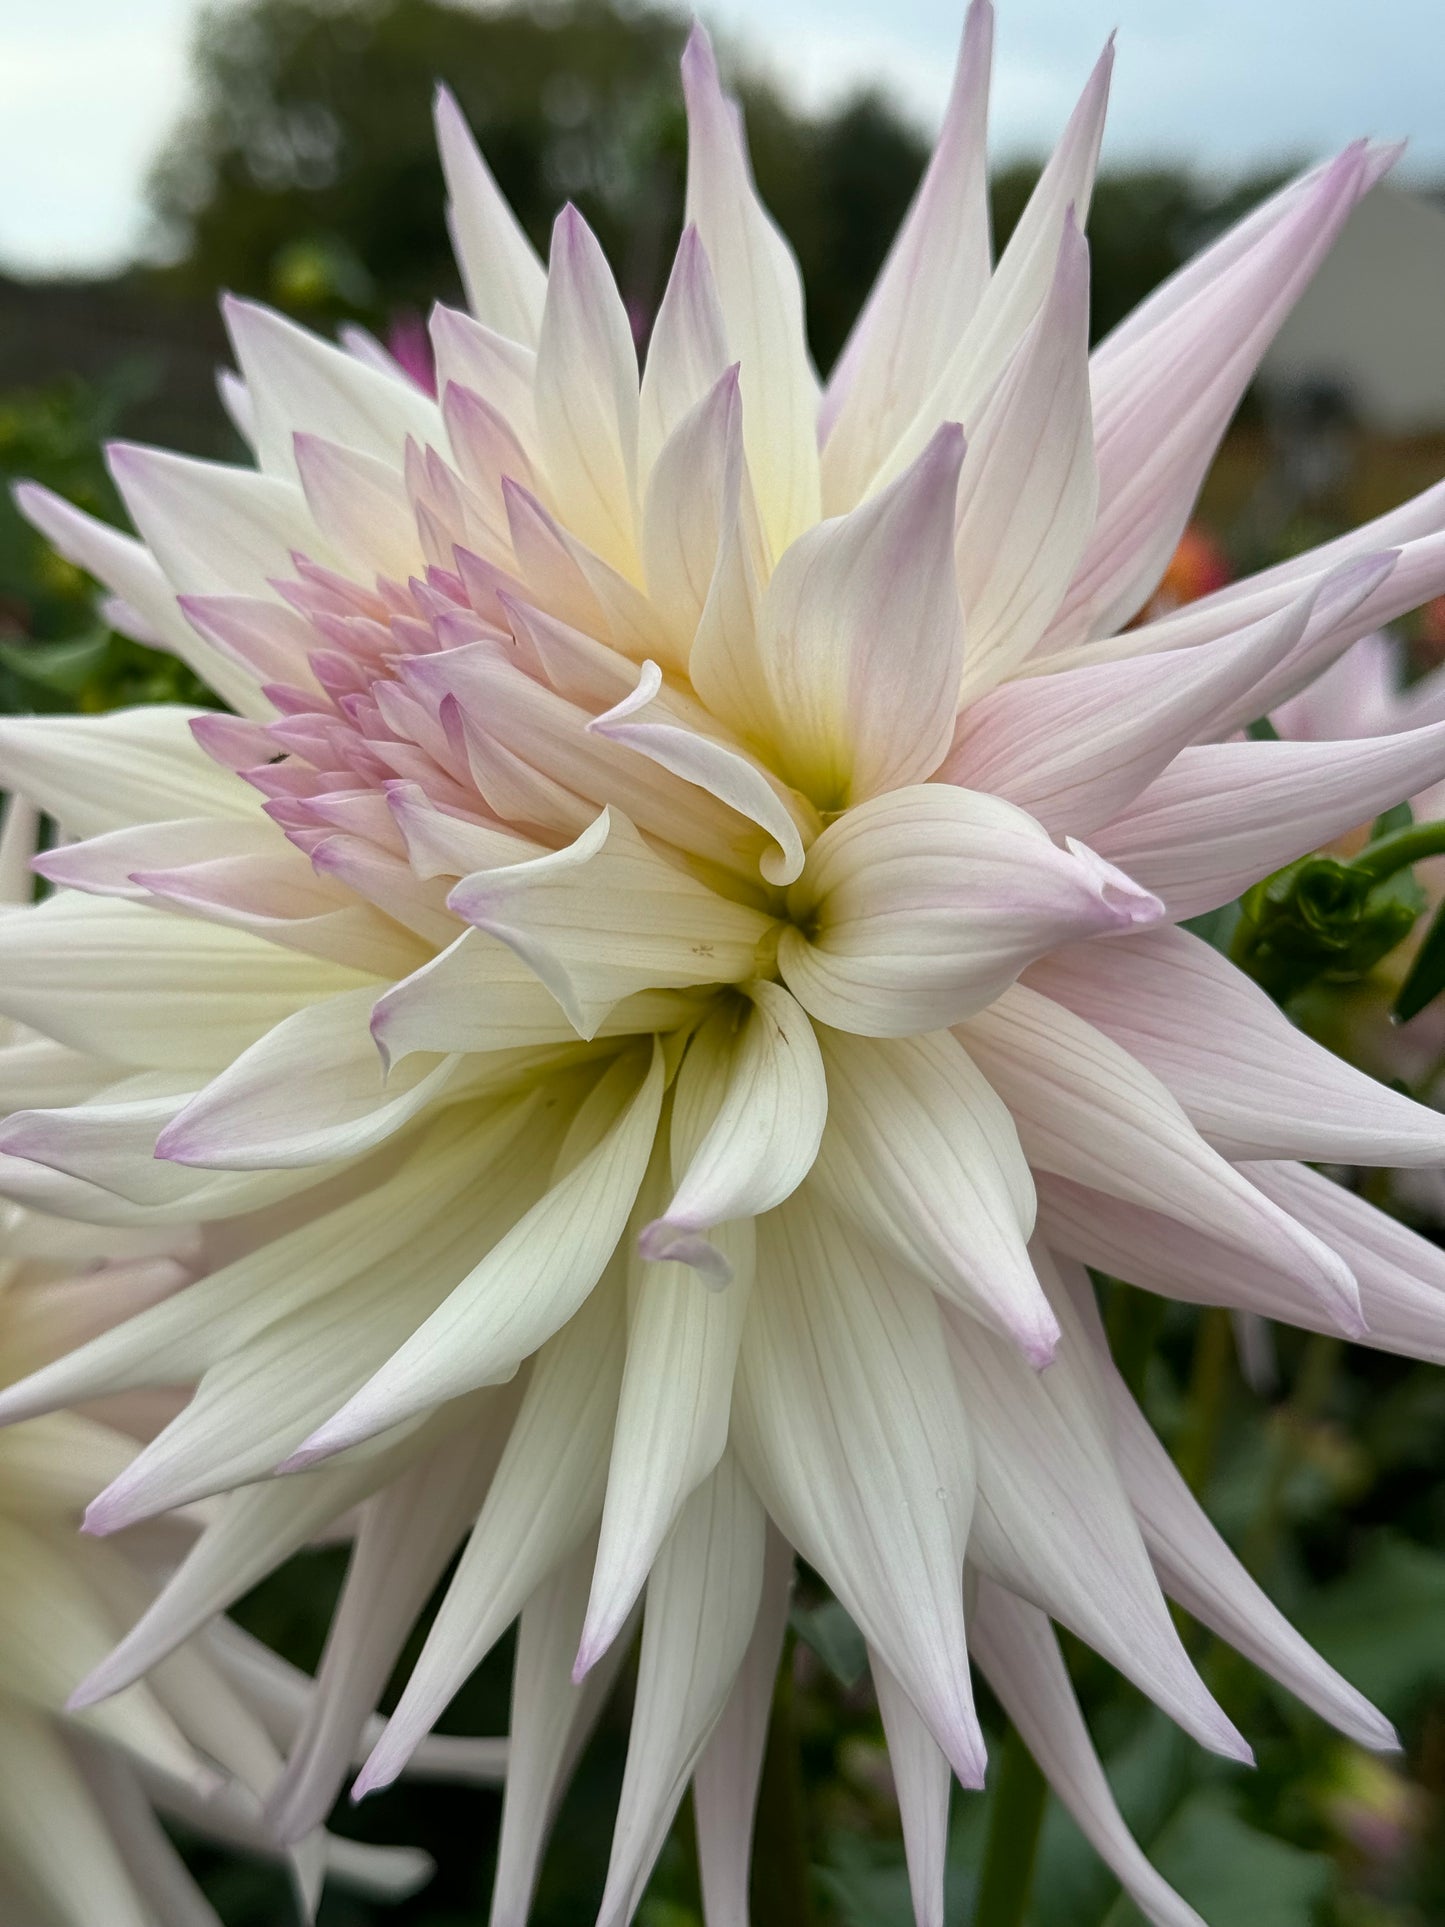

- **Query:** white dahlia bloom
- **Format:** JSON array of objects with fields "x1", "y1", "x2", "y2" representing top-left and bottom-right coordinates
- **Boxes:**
[
  {"x1": 6, "y1": 8, "x2": 1445, "y2": 1922},
  {"x1": 0, "y1": 799, "x2": 503, "y2": 1926}
]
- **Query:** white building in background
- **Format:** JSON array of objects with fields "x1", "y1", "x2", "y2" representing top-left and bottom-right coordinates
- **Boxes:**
[{"x1": 1260, "y1": 183, "x2": 1445, "y2": 434}]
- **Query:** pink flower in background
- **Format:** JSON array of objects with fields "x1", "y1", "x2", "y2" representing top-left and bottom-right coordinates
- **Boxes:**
[{"x1": 7, "y1": 5, "x2": 1445, "y2": 1921}]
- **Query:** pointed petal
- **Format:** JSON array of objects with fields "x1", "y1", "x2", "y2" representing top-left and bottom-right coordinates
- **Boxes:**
[
  {"x1": 293, "y1": 433, "x2": 422, "y2": 582},
  {"x1": 809, "y1": 1026, "x2": 1055, "y2": 1365},
  {"x1": 597, "y1": 1454, "x2": 768, "y2": 1926},
  {"x1": 533, "y1": 205, "x2": 640, "y2": 571},
  {"x1": 779, "y1": 786, "x2": 1162, "y2": 1036},
  {"x1": 488, "y1": 1532, "x2": 637, "y2": 1927},
  {"x1": 756, "y1": 423, "x2": 966, "y2": 807},
  {"x1": 821, "y1": 0, "x2": 993, "y2": 507},
  {"x1": 434, "y1": 83, "x2": 547, "y2": 345},
  {"x1": 0, "y1": 705, "x2": 253, "y2": 839},
  {"x1": 286, "y1": 1045, "x2": 662, "y2": 1464},
  {"x1": 970, "y1": 1577, "x2": 1208, "y2": 1927},
  {"x1": 107, "y1": 442, "x2": 324, "y2": 597},
  {"x1": 640, "y1": 983, "x2": 827, "y2": 1277},
  {"x1": 733, "y1": 1189, "x2": 985, "y2": 1786},
  {"x1": 1028, "y1": 925, "x2": 1445, "y2": 1164},
  {"x1": 692, "y1": 1523, "x2": 794, "y2": 1927},
  {"x1": 641, "y1": 366, "x2": 742, "y2": 665},
  {"x1": 953, "y1": 213, "x2": 1096, "y2": 698},
  {"x1": 872, "y1": 1649, "x2": 951, "y2": 1927},
  {"x1": 639, "y1": 224, "x2": 731, "y2": 483},
  {"x1": 354, "y1": 1269, "x2": 626, "y2": 1794},
  {"x1": 1090, "y1": 723, "x2": 1445, "y2": 919},
  {"x1": 680, "y1": 24, "x2": 820, "y2": 555},
  {"x1": 958, "y1": 986, "x2": 1361, "y2": 1331}
]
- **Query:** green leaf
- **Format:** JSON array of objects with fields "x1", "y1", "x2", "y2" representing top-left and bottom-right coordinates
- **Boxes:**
[
  {"x1": 1393, "y1": 895, "x2": 1445, "y2": 1023},
  {"x1": 1246, "y1": 715, "x2": 1281, "y2": 741},
  {"x1": 1102, "y1": 1793, "x2": 1331, "y2": 1927},
  {"x1": 1292, "y1": 1532, "x2": 1445, "y2": 1720},
  {"x1": 790, "y1": 1598, "x2": 868, "y2": 1688},
  {"x1": 0, "y1": 631, "x2": 111, "y2": 696},
  {"x1": 1371, "y1": 800, "x2": 1415, "y2": 839}
]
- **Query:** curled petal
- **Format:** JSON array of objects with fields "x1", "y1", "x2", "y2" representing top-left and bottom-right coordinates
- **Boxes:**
[{"x1": 778, "y1": 785, "x2": 1162, "y2": 1036}]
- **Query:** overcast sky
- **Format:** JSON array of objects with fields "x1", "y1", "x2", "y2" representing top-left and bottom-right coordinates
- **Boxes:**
[{"x1": 5, "y1": 0, "x2": 1445, "y2": 276}]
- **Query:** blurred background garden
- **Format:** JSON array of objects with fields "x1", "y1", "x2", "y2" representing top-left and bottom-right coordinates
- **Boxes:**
[{"x1": 6, "y1": 1, "x2": 1445, "y2": 1921}]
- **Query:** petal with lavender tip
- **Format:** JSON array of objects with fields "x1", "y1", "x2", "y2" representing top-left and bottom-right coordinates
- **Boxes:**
[
  {"x1": 578, "y1": 1139, "x2": 753, "y2": 1675},
  {"x1": 1028, "y1": 925, "x2": 1445, "y2": 1164},
  {"x1": 263, "y1": 1408, "x2": 515, "y2": 1845},
  {"x1": 533, "y1": 205, "x2": 641, "y2": 573},
  {"x1": 155, "y1": 987, "x2": 469, "y2": 1170},
  {"x1": 32, "y1": 816, "x2": 271, "y2": 901},
  {"x1": 429, "y1": 304, "x2": 539, "y2": 448},
  {"x1": 958, "y1": 986, "x2": 1362, "y2": 1330},
  {"x1": 1090, "y1": 723, "x2": 1445, "y2": 920},
  {"x1": 952, "y1": 213, "x2": 1096, "y2": 701},
  {"x1": 692, "y1": 1523, "x2": 794, "y2": 1927},
  {"x1": 820, "y1": 0, "x2": 993, "y2": 509},
  {"x1": 351, "y1": 1263, "x2": 626, "y2": 1796},
  {"x1": 944, "y1": 1274, "x2": 1250, "y2": 1762},
  {"x1": 732, "y1": 1190, "x2": 986, "y2": 1789},
  {"x1": 641, "y1": 366, "x2": 742, "y2": 665},
  {"x1": 867, "y1": 35, "x2": 1113, "y2": 497},
  {"x1": 433, "y1": 83, "x2": 547, "y2": 345},
  {"x1": 1051, "y1": 145, "x2": 1385, "y2": 647},
  {"x1": 970, "y1": 1577, "x2": 1208, "y2": 1927},
  {"x1": 488, "y1": 1533, "x2": 637, "y2": 1927},
  {"x1": 680, "y1": 24, "x2": 821, "y2": 555},
  {"x1": 809, "y1": 1026, "x2": 1056, "y2": 1365},
  {"x1": 107, "y1": 442, "x2": 328, "y2": 599},
  {"x1": 640, "y1": 983, "x2": 827, "y2": 1277},
  {"x1": 447, "y1": 806, "x2": 776, "y2": 1039},
  {"x1": 223, "y1": 296, "x2": 443, "y2": 479},
  {"x1": 638, "y1": 224, "x2": 731, "y2": 483},
  {"x1": 779, "y1": 786, "x2": 1162, "y2": 1038},
  {"x1": 293, "y1": 433, "x2": 423, "y2": 582},
  {"x1": 284, "y1": 1046, "x2": 661, "y2": 1467},
  {"x1": 12, "y1": 482, "x2": 264, "y2": 714},
  {"x1": 596, "y1": 1454, "x2": 767, "y2": 1927},
  {"x1": 1054, "y1": 1266, "x2": 1397, "y2": 1751},
  {"x1": 589, "y1": 661, "x2": 813, "y2": 887},
  {"x1": 755, "y1": 422, "x2": 966, "y2": 808}
]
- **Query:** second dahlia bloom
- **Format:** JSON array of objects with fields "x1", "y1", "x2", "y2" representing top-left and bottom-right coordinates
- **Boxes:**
[{"x1": 7, "y1": 8, "x2": 1445, "y2": 1921}]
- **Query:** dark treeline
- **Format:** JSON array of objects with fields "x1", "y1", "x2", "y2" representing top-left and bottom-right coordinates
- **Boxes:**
[{"x1": 142, "y1": 0, "x2": 1289, "y2": 374}]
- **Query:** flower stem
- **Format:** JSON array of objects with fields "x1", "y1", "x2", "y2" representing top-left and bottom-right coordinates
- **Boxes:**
[
  {"x1": 751, "y1": 1645, "x2": 814, "y2": 1927},
  {"x1": 974, "y1": 1723, "x2": 1048, "y2": 1927},
  {"x1": 1177, "y1": 1305, "x2": 1234, "y2": 1497}
]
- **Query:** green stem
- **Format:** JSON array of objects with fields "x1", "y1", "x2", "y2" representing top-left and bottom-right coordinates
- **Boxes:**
[
  {"x1": 975, "y1": 1724, "x2": 1049, "y2": 1927},
  {"x1": 751, "y1": 1644, "x2": 814, "y2": 1927},
  {"x1": 1353, "y1": 819, "x2": 1445, "y2": 882},
  {"x1": 1177, "y1": 1306, "x2": 1234, "y2": 1498}
]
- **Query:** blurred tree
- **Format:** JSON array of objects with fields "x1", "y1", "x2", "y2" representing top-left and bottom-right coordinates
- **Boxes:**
[{"x1": 145, "y1": 0, "x2": 930, "y2": 373}]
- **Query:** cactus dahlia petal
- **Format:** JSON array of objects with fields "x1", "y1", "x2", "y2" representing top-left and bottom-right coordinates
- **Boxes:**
[
  {"x1": 5, "y1": 6, "x2": 1445, "y2": 1919},
  {"x1": 0, "y1": 798, "x2": 503, "y2": 1924}
]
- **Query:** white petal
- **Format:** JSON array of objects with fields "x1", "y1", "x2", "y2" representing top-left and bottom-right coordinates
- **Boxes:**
[
  {"x1": 872, "y1": 1649, "x2": 951, "y2": 1927},
  {"x1": 820, "y1": 0, "x2": 993, "y2": 510},
  {"x1": 285, "y1": 1045, "x2": 662, "y2": 1464},
  {"x1": 953, "y1": 213, "x2": 1096, "y2": 699},
  {"x1": 732, "y1": 1189, "x2": 985, "y2": 1786},
  {"x1": 533, "y1": 205, "x2": 640, "y2": 572},
  {"x1": 597, "y1": 1454, "x2": 768, "y2": 1927},
  {"x1": 970, "y1": 1576, "x2": 1208, "y2": 1927},
  {"x1": 640, "y1": 983, "x2": 827, "y2": 1277},
  {"x1": 778, "y1": 786, "x2": 1162, "y2": 1036},
  {"x1": 680, "y1": 24, "x2": 820, "y2": 556},
  {"x1": 809, "y1": 1026, "x2": 1054, "y2": 1364},
  {"x1": 0, "y1": 705, "x2": 253, "y2": 839},
  {"x1": 353, "y1": 1267, "x2": 627, "y2": 1794},
  {"x1": 434, "y1": 84, "x2": 547, "y2": 345},
  {"x1": 639, "y1": 224, "x2": 731, "y2": 483},
  {"x1": 692, "y1": 1523, "x2": 794, "y2": 1927},
  {"x1": 1028, "y1": 925, "x2": 1445, "y2": 1164}
]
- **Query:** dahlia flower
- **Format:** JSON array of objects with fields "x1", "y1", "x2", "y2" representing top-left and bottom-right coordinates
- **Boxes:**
[
  {"x1": 0, "y1": 798, "x2": 504, "y2": 1925},
  {"x1": 7, "y1": 6, "x2": 1445, "y2": 1921}
]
